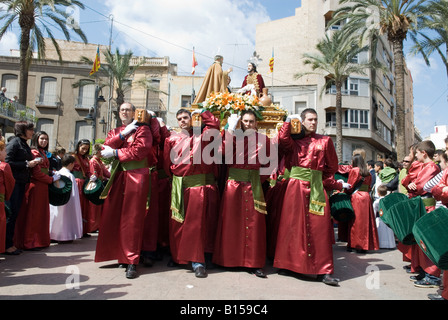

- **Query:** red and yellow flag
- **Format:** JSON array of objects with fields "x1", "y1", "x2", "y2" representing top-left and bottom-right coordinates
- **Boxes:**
[
  {"x1": 90, "y1": 46, "x2": 101, "y2": 76},
  {"x1": 192, "y1": 47, "x2": 198, "y2": 75},
  {"x1": 269, "y1": 48, "x2": 274, "y2": 73}
]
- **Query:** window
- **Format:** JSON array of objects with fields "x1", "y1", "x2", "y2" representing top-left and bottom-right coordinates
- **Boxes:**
[
  {"x1": 349, "y1": 79, "x2": 359, "y2": 96},
  {"x1": 38, "y1": 77, "x2": 58, "y2": 106},
  {"x1": 181, "y1": 95, "x2": 192, "y2": 108},
  {"x1": 75, "y1": 120, "x2": 93, "y2": 145},
  {"x1": 1, "y1": 74, "x2": 18, "y2": 99},
  {"x1": 77, "y1": 81, "x2": 95, "y2": 109},
  {"x1": 326, "y1": 109, "x2": 369, "y2": 129},
  {"x1": 376, "y1": 119, "x2": 392, "y2": 144},
  {"x1": 359, "y1": 110, "x2": 369, "y2": 129},
  {"x1": 146, "y1": 80, "x2": 161, "y2": 111},
  {"x1": 295, "y1": 101, "x2": 307, "y2": 115}
]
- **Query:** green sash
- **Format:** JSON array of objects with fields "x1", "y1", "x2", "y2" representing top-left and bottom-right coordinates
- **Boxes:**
[
  {"x1": 72, "y1": 171, "x2": 85, "y2": 180},
  {"x1": 284, "y1": 166, "x2": 326, "y2": 216},
  {"x1": 227, "y1": 167, "x2": 267, "y2": 215},
  {"x1": 358, "y1": 184, "x2": 369, "y2": 192},
  {"x1": 422, "y1": 197, "x2": 436, "y2": 207},
  {"x1": 100, "y1": 158, "x2": 150, "y2": 200},
  {"x1": 170, "y1": 173, "x2": 216, "y2": 223},
  {"x1": 0, "y1": 193, "x2": 4, "y2": 203},
  {"x1": 41, "y1": 167, "x2": 49, "y2": 175}
]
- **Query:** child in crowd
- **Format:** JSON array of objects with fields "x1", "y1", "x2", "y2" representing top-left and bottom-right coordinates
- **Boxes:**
[
  {"x1": 49, "y1": 154, "x2": 83, "y2": 243},
  {"x1": 373, "y1": 184, "x2": 396, "y2": 249},
  {"x1": 401, "y1": 140, "x2": 441, "y2": 288}
]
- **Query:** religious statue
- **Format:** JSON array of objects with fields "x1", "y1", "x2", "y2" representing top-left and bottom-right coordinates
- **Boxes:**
[
  {"x1": 193, "y1": 55, "x2": 232, "y2": 104},
  {"x1": 239, "y1": 62, "x2": 266, "y2": 97}
]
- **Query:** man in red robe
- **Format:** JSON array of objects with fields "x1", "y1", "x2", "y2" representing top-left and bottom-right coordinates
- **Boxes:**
[
  {"x1": 240, "y1": 63, "x2": 265, "y2": 96},
  {"x1": 94, "y1": 102, "x2": 153, "y2": 279},
  {"x1": 164, "y1": 108, "x2": 220, "y2": 278},
  {"x1": 274, "y1": 108, "x2": 340, "y2": 286},
  {"x1": 213, "y1": 111, "x2": 271, "y2": 278}
]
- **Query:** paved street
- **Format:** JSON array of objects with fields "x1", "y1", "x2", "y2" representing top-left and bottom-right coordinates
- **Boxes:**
[{"x1": 1, "y1": 231, "x2": 442, "y2": 303}]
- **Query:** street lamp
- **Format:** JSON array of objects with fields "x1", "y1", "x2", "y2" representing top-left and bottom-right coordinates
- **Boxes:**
[{"x1": 84, "y1": 85, "x2": 106, "y2": 144}]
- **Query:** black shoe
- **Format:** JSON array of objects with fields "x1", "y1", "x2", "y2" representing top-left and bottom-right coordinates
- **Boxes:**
[
  {"x1": 142, "y1": 256, "x2": 154, "y2": 267},
  {"x1": 250, "y1": 268, "x2": 267, "y2": 278},
  {"x1": 125, "y1": 264, "x2": 137, "y2": 279},
  {"x1": 410, "y1": 272, "x2": 425, "y2": 282},
  {"x1": 2, "y1": 248, "x2": 22, "y2": 255},
  {"x1": 320, "y1": 274, "x2": 340, "y2": 286},
  {"x1": 194, "y1": 266, "x2": 208, "y2": 278},
  {"x1": 167, "y1": 258, "x2": 178, "y2": 268}
]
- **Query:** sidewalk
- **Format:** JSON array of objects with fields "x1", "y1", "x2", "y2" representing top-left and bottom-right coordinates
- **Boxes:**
[{"x1": 0, "y1": 232, "x2": 440, "y2": 301}]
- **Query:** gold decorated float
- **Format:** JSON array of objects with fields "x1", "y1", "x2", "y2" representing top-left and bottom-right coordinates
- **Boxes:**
[{"x1": 190, "y1": 88, "x2": 287, "y2": 137}]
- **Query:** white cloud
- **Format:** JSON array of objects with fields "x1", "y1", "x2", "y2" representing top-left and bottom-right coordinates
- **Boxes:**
[
  {"x1": 405, "y1": 54, "x2": 438, "y2": 85},
  {"x1": 0, "y1": 32, "x2": 19, "y2": 56},
  {"x1": 105, "y1": 0, "x2": 270, "y2": 86}
]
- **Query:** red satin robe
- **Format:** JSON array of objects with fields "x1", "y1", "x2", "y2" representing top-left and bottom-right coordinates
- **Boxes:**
[
  {"x1": 141, "y1": 118, "x2": 162, "y2": 253},
  {"x1": 163, "y1": 111, "x2": 220, "y2": 265},
  {"x1": 346, "y1": 168, "x2": 379, "y2": 251},
  {"x1": 0, "y1": 162, "x2": 15, "y2": 253},
  {"x1": 14, "y1": 148, "x2": 53, "y2": 249},
  {"x1": 266, "y1": 151, "x2": 287, "y2": 259},
  {"x1": 213, "y1": 131, "x2": 270, "y2": 269},
  {"x1": 87, "y1": 156, "x2": 111, "y2": 232},
  {"x1": 274, "y1": 122, "x2": 339, "y2": 276},
  {"x1": 73, "y1": 154, "x2": 92, "y2": 233},
  {"x1": 157, "y1": 126, "x2": 172, "y2": 248},
  {"x1": 95, "y1": 125, "x2": 153, "y2": 265},
  {"x1": 402, "y1": 160, "x2": 440, "y2": 277}
]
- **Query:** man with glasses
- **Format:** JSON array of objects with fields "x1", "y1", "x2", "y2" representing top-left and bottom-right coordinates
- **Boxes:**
[
  {"x1": 94, "y1": 102, "x2": 154, "y2": 279},
  {"x1": 398, "y1": 156, "x2": 412, "y2": 194}
]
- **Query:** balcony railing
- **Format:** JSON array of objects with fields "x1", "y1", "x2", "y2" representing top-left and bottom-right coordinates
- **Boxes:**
[
  {"x1": 36, "y1": 94, "x2": 59, "y2": 107},
  {"x1": 0, "y1": 96, "x2": 37, "y2": 123}
]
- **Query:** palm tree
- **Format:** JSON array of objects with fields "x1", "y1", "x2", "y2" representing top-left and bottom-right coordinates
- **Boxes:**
[
  {"x1": 329, "y1": 0, "x2": 427, "y2": 161},
  {"x1": 0, "y1": 0, "x2": 88, "y2": 106},
  {"x1": 409, "y1": 0, "x2": 448, "y2": 78},
  {"x1": 75, "y1": 48, "x2": 167, "y2": 127},
  {"x1": 295, "y1": 30, "x2": 378, "y2": 160}
]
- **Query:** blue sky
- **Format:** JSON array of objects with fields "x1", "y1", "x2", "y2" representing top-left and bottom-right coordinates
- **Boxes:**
[{"x1": 0, "y1": 0, "x2": 446, "y2": 139}]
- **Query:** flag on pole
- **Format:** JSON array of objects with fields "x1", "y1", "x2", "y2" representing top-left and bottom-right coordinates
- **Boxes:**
[
  {"x1": 269, "y1": 48, "x2": 274, "y2": 73},
  {"x1": 192, "y1": 47, "x2": 198, "y2": 75},
  {"x1": 90, "y1": 46, "x2": 101, "y2": 76}
]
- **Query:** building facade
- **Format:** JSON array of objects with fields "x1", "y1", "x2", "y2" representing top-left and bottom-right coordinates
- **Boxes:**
[
  {"x1": 255, "y1": 0, "x2": 415, "y2": 162},
  {"x1": 0, "y1": 39, "x2": 203, "y2": 151}
]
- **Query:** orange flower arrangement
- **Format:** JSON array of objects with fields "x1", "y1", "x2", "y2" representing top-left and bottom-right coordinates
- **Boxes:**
[{"x1": 199, "y1": 92, "x2": 264, "y2": 120}]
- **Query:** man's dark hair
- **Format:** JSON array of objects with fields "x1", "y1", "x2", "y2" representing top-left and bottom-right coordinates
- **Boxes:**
[
  {"x1": 417, "y1": 140, "x2": 436, "y2": 159},
  {"x1": 61, "y1": 154, "x2": 76, "y2": 167},
  {"x1": 176, "y1": 109, "x2": 191, "y2": 117},
  {"x1": 375, "y1": 161, "x2": 383, "y2": 170},
  {"x1": 300, "y1": 108, "x2": 317, "y2": 121}
]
